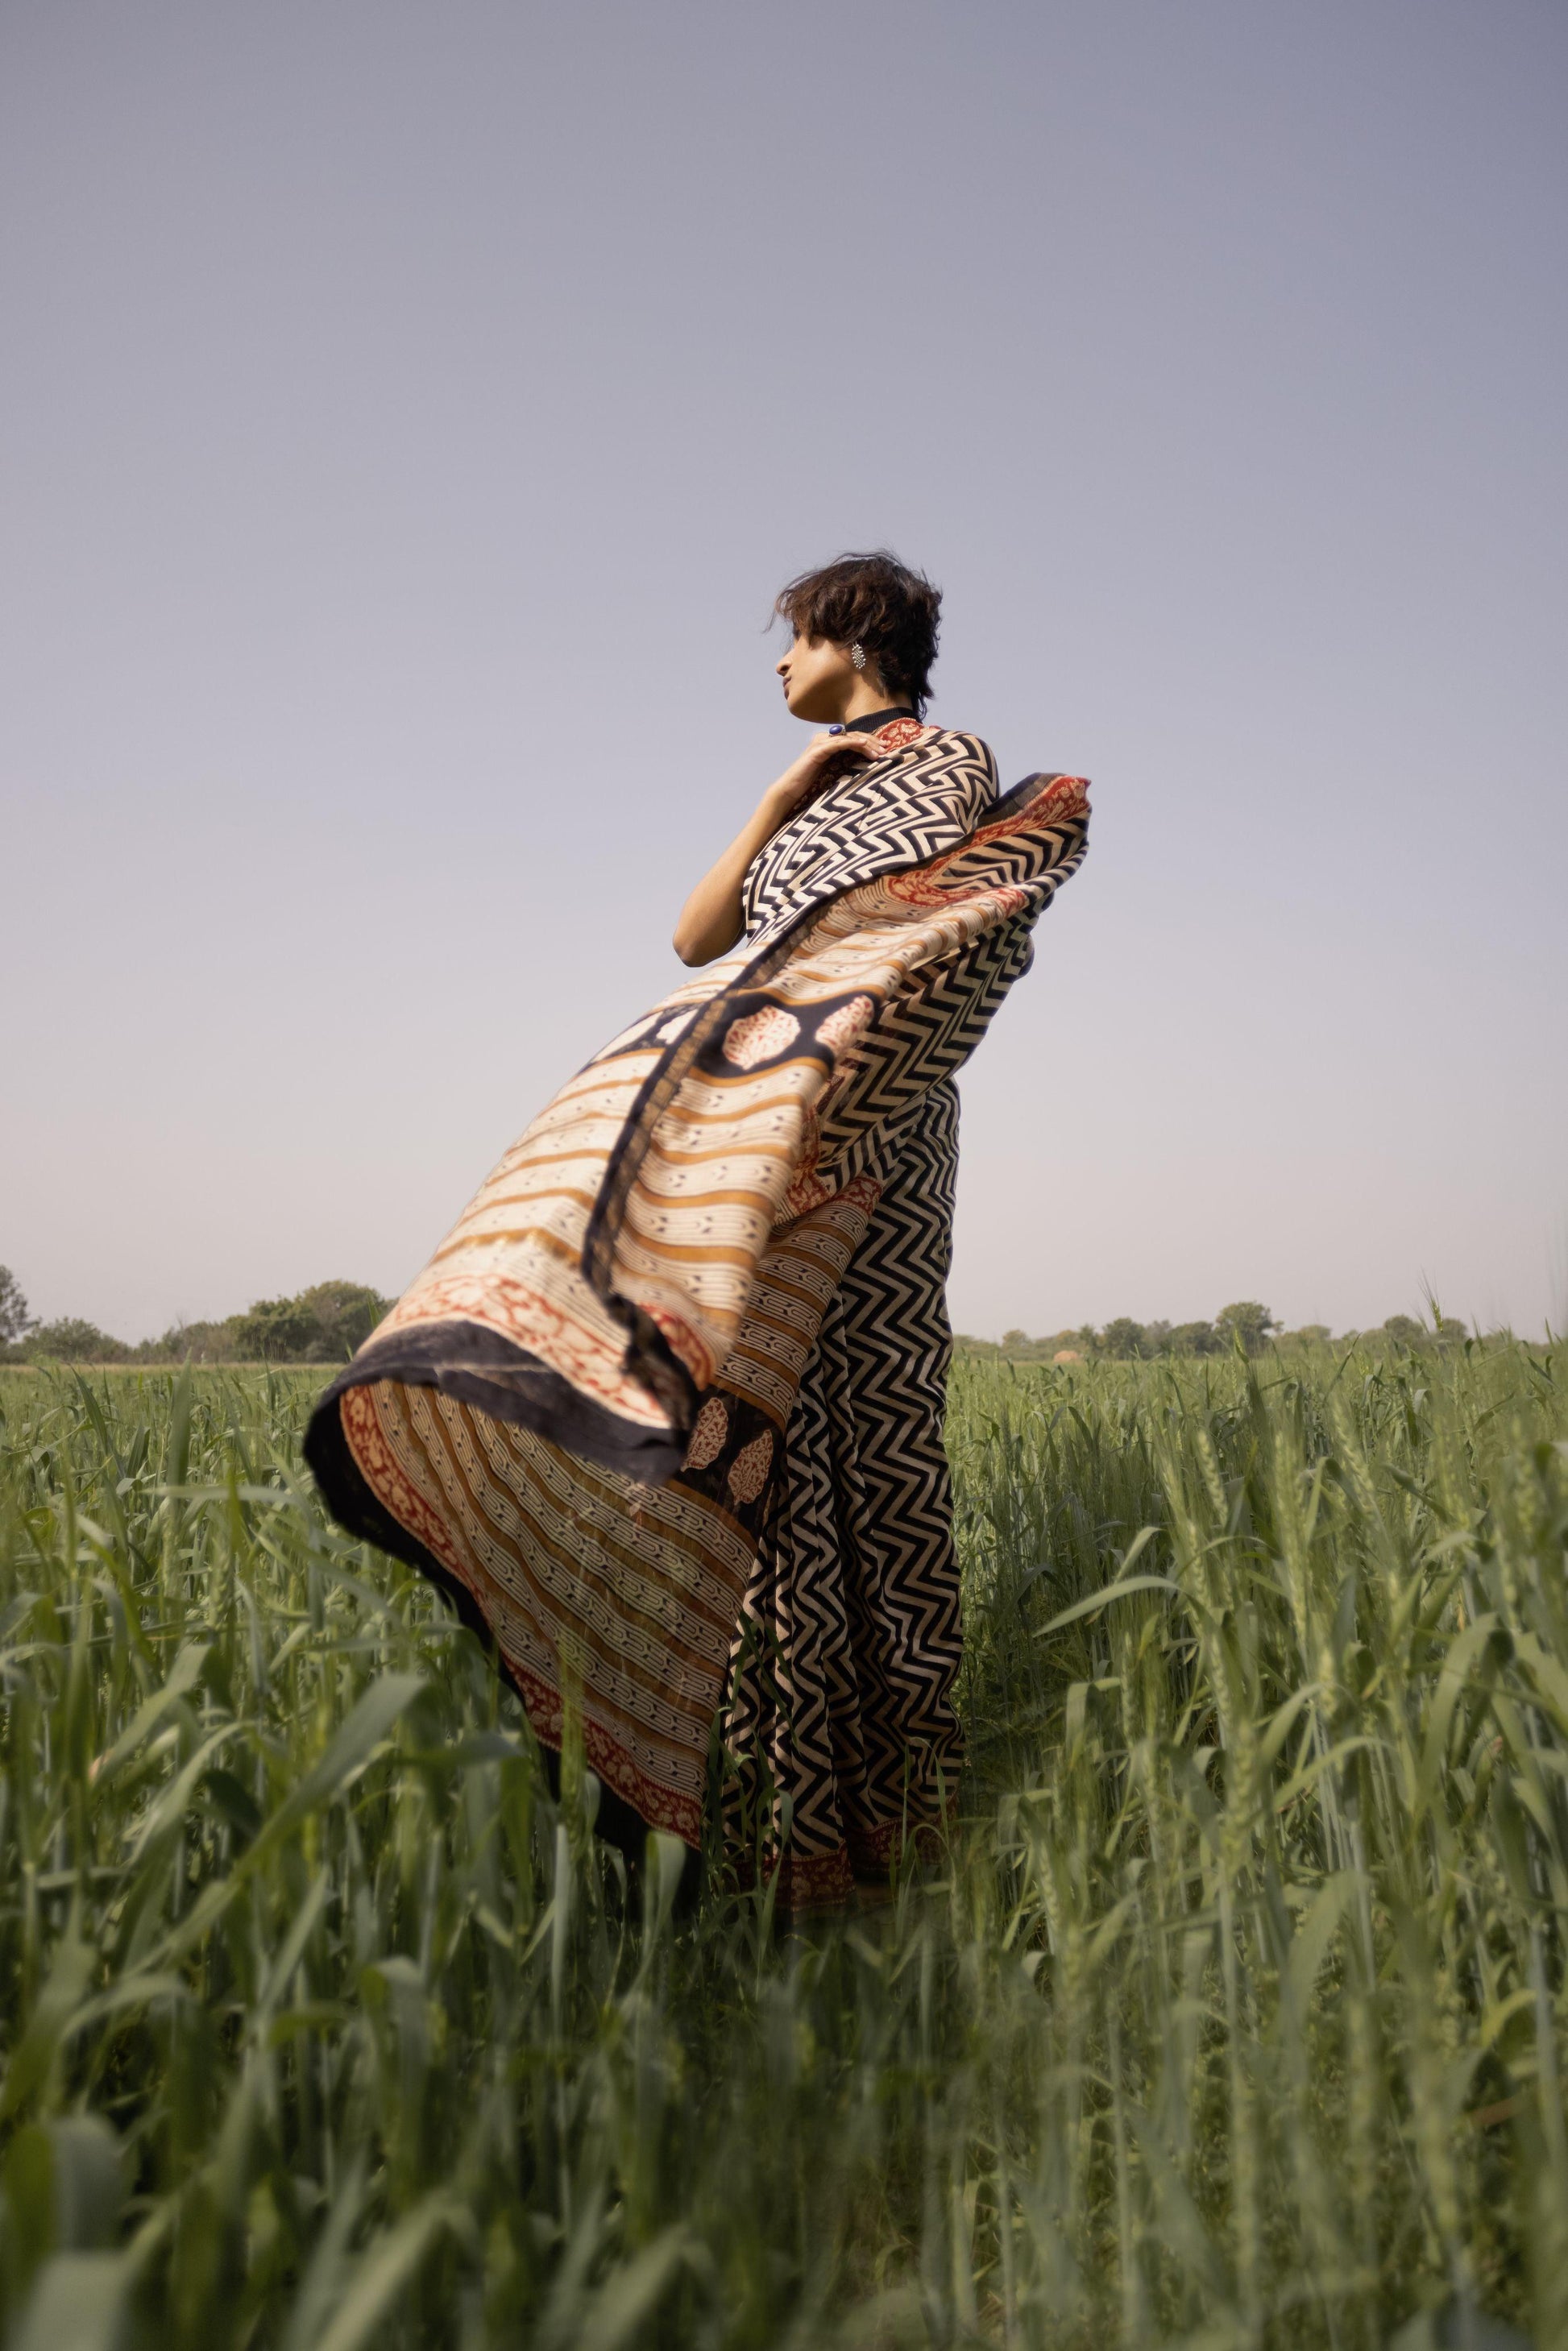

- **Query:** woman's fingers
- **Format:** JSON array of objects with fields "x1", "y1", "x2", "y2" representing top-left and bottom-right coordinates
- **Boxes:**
[{"x1": 766, "y1": 730, "x2": 880, "y2": 816}]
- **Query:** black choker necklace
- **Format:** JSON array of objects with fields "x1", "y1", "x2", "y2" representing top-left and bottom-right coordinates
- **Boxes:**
[{"x1": 829, "y1": 707, "x2": 918, "y2": 736}]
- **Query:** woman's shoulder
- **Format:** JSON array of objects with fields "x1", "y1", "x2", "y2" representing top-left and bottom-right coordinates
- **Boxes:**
[
  {"x1": 894, "y1": 723, "x2": 1000, "y2": 802},
  {"x1": 890, "y1": 718, "x2": 994, "y2": 761}
]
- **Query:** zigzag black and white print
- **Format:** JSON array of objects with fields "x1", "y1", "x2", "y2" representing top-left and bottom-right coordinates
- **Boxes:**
[
  {"x1": 723, "y1": 1083, "x2": 963, "y2": 1908},
  {"x1": 721, "y1": 731, "x2": 1012, "y2": 1905},
  {"x1": 741, "y1": 727, "x2": 999, "y2": 941},
  {"x1": 807, "y1": 913, "x2": 1037, "y2": 1195}
]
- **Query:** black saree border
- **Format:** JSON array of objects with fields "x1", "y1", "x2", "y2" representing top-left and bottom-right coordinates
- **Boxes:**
[{"x1": 305, "y1": 1320, "x2": 688, "y2": 1486}]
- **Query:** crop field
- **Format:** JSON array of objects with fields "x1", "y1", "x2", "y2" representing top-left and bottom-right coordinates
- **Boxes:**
[{"x1": 1, "y1": 1343, "x2": 1565, "y2": 2350}]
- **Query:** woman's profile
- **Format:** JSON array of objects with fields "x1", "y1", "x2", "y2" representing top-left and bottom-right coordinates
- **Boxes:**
[{"x1": 307, "y1": 551, "x2": 1089, "y2": 1911}]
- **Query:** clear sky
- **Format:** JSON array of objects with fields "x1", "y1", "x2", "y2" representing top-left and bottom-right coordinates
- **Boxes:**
[{"x1": 3, "y1": 0, "x2": 1565, "y2": 1343}]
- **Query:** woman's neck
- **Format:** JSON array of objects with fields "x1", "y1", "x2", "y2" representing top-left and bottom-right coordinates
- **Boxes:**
[
  {"x1": 837, "y1": 675, "x2": 906, "y2": 725},
  {"x1": 841, "y1": 704, "x2": 917, "y2": 733}
]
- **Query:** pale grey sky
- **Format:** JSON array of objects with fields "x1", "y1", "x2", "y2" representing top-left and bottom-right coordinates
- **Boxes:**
[{"x1": 3, "y1": 1, "x2": 1564, "y2": 1342}]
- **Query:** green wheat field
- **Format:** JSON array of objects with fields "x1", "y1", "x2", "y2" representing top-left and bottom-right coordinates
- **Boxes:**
[{"x1": 1, "y1": 1342, "x2": 1565, "y2": 2349}]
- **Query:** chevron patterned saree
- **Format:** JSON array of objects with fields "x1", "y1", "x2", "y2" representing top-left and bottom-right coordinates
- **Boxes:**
[{"x1": 305, "y1": 724, "x2": 1089, "y2": 1897}]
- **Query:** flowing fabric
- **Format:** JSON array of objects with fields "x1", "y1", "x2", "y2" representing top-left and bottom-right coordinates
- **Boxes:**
[
  {"x1": 721, "y1": 1078, "x2": 965, "y2": 1906},
  {"x1": 305, "y1": 718, "x2": 1089, "y2": 1890}
]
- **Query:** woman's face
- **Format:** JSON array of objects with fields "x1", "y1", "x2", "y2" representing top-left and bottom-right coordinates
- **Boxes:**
[{"x1": 775, "y1": 631, "x2": 865, "y2": 721}]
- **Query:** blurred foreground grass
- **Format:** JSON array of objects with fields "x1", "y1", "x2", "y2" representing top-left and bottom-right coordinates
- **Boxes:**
[{"x1": 1, "y1": 1343, "x2": 1565, "y2": 2349}]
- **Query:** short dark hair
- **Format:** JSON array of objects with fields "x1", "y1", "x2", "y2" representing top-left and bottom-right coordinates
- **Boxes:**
[{"x1": 774, "y1": 549, "x2": 942, "y2": 718}]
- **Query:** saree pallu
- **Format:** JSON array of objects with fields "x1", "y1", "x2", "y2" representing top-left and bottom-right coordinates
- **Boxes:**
[{"x1": 305, "y1": 722, "x2": 1089, "y2": 1897}]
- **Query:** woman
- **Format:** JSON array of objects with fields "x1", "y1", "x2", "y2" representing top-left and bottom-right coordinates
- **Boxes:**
[{"x1": 306, "y1": 551, "x2": 1089, "y2": 1910}]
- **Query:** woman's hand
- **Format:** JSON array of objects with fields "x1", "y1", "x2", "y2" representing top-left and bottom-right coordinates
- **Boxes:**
[
  {"x1": 672, "y1": 734, "x2": 879, "y2": 968},
  {"x1": 762, "y1": 729, "x2": 877, "y2": 820}
]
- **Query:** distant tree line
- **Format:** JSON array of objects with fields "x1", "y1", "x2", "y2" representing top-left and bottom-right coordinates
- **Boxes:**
[
  {"x1": 0, "y1": 1263, "x2": 1479, "y2": 1370},
  {"x1": 0, "y1": 1270, "x2": 392, "y2": 1366},
  {"x1": 956, "y1": 1304, "x2": 1465, "y2": 1362}
]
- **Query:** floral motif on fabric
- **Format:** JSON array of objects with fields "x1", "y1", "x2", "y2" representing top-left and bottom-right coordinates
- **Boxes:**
[
  {"x1": 726, "y1": 1431, "x2": 774, "y2": 1504},
  {"x1": 871, "y1": 718, "x2": 931, "y2": 754},
  {"x1": 780, "y1": 1170, "x2": 833, "y2": 1223},
  {"x1": 722, "y1": 1006, "x2": 801, "y2": 1069},
  {"x1": 683, "y1": 1396, "x2": 730, "y2": 1471},
  {"x1": 815, "y1": 995, "x2": 875, "y2": 1054},
  {"x1": 886, "y1": 868, "x2": 1031, "y2": 914}
]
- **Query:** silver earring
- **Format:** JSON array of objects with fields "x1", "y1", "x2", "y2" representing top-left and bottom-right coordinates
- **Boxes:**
[{"x1": 850, "y1": 643, "x2": 867, "y2": 671}]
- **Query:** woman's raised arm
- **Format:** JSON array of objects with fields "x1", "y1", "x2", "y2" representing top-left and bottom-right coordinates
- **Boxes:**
[{"x1": 673, "y1": 732, "x2": 875, "y2": 965}]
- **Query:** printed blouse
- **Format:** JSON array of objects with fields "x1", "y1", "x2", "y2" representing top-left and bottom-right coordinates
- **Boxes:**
[{"x1": 741, "y1": 715, "x2": 1000, "y2": 942}]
